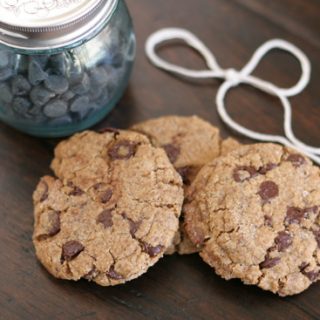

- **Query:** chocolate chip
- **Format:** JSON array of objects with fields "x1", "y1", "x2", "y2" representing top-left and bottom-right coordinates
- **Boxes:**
[
  {"x1": 106, "y1": 265, "x2": 123, "y2": 280},
  {"x1": 99, "y1": 127, "x2": 120, "y2": 134},
  {"x1": 300, "y1": 263, "x2": 320, "y2": 282},
  {"x1": 121, "y1": 213, "x2": 141, "y2": 237},
  {"x1": 264, "y1": 215, "x2": 273, "y2": 227},
  {"x1": 108, "y1": 140, "x2": 138, "y2": 160},
  {"x1": 275, "y1": 231, "x2": 293, "y2": 252},
  {"x1": 0, "y1": 51, "x2": 10, "y2": 68},
  {"x1": 234, "y1": 163, "x2": 277, "y2": 182},
  {"x1": 68, "y1": 62, "x2": 83, "y2": 85},
  {"x1": 11, "y1": 75, "x2": 31, "y2": 96},
  {"x1": 286, "y1": 154, "x2": 306, "y2": 167},
  {"x1": 162, "y1": 144, "x2": 180, "y2": 164},
  {"x1": 111, "y1": 52, "x2": 124, "y2": 68},
  {"x1": 83, "y1": 266, "x2": 97, "y2": 281},
  {"x1": 43, "y1": 100, "x2": 68, "y2": 118},
  {"x1": 97, "y1": 210, "x2": 113, "y2": 228},
  {"x1": 313, "y1": 229, "x2": 320, "y2": 248},
  {"x1": 44, "y1": 75, "x2": 69, "y2": 94},
  {"x1": 258, "y1": 181, "x2": 279, "y2": 201},
  {"x1": 285, "y1": 207, "x2": 306, "y2": 225},
  {"x1": 89, "y1": 85, "x2": 104, "y2": 100},
  {"x1": 304, "y1": 271, "x2": 319, "y2": 282},
  {"x1": 0, "y1": 83, "x2": 12, "y2": 104},
  {"x1": 94, "y1": 90, "x2": 110, "y2": 106},
  {"x1": 259, "y1": 255, "x2": 281, "y2": 269},
  {"x1": 299, "y1": 262, "x2": 309, "y2": 271},
  {"x1": 28, "y1": 60, "x2": 48, "y2": 85},
  {"x1": 93, "y1": 183, "x2": 103, "y2": 190},
  {"x1": 49, "y1": 54, "x2": 68, "y2": 76},
  {"x1": 100, "y1": 189, "x2": 113, "y2": 204},
  {"x1": 233, "y1": 166, "x2": 258, "y2": 182},
  {"x1": 61, "y1": 241, "x2": 84, "y2": 262},
  {"x1": 258, "y1": 163, "x2": 277, "y2": 175},
  {"x1": 89, "y1": 86, "x2": 106, "y2": 101},
  {"x1": 89, "y1": 66, "x2": 109, "y2": 87},
  {"x1": 30, "y1": 55, "x2": 49, "y2": 69},
  {"x1": 39, "y1": 180, "x2": 49, "y2": 202},
  {"x1": 28, "y1": 104, "x2": 42, "y2": 116},
  {"x1": 30, "y1": 85, "x2": 55, "y2": 106},
  {"x1": 36, "y1": 211, "x2": 61, "y2": 241},
  {"x1": 141, "y1": 242, "x2": 164, "y2": 257},
  {"x1": 176, "y1": 166, "x2": 193, "y2": 185},
  {"x1": 12, "y1": 97, "x2": 32, "y2": 115},
  {"x1": 48, "y1": 211, "x2": 61, "y2": 236},
  {"x1": 70, "y1": 96, "x2": 90, "y2": 119},
  {"x1": 0, "y1": 68, "x2": 13, "y2": 81},
  {"x1": 70, "y1": 187, "x2": 84, "y2": 196},
  {"x1": 67, "y1": 181, "x2": 84, "y2": 196},
  {"x1": 72, "y1": 72, "x2": 91, "y2": 95},
  {"x1": 61, "y1": 90, "x2": 75, "y2": 102},
  {"x1": 49, "y1": 115, "x2": 72, "y2": 126},
  {"x1": 128, "y1": 220, "x2": 141, "y2": 237},
  {"x1": 306, "y1": 206, "x2": 319, "y2": 214},
  {"x1": 103, "y1": 65, "x2": 119, "y2": 89}
]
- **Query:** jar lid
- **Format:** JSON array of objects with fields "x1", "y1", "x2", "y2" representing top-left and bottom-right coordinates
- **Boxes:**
[{"x1": 0, "y1": 0, "x2": 119, "y2": 51}]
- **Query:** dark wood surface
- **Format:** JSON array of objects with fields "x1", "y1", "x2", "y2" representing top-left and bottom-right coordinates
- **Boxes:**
[{"x1": 1, "y1": 1, "x2": 320, "y2": 319}]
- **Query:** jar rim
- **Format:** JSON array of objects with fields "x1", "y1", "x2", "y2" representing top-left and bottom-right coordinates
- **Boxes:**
[{"x1": 0, "y1": 0, "x2": 119, "y2": 51}]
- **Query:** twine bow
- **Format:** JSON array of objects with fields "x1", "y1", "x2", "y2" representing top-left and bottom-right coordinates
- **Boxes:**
[{"x1": 145, "y1": 28, "x2": 320, "y2": 165}]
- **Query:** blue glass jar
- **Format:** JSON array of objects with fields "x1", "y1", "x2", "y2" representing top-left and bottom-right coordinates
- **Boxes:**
[{"x1": 0, "y1": 0, "x2": 135, "y2": 137}]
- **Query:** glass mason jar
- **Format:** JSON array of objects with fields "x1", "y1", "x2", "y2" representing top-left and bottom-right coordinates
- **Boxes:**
[{"x1": 0, "y1": 0, "x2": 135, "y2": 137}]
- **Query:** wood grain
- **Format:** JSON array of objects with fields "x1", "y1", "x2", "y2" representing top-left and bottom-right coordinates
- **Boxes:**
[{"x1": 0, "y1": 1, "x2": 320, "y2": 319}]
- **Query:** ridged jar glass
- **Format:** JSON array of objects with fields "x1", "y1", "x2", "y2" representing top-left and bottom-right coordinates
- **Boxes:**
[{"x1": 0, "y1": 0, "x2": 135, "y2": 137}]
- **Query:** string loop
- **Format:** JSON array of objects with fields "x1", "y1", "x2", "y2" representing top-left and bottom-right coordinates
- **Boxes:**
[{"x1": 145, "y1": 28, "x2": 320, "y2": 164}]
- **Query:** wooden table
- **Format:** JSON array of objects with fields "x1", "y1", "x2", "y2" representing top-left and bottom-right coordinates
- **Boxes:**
[{"x1": 1, "y1": 1, "x2": 320, "y2": 319}]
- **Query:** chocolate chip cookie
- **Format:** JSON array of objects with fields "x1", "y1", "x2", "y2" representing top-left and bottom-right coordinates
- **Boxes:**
[
  {"x1": 33, "y1": 130, "x2": 183, "y2": 285},
  {"x1": 184, "y1": 143, "x2": 320, "y2": 296},
  {"x1": 131, "y1": 115, "x2": 241, "y2": 254}
]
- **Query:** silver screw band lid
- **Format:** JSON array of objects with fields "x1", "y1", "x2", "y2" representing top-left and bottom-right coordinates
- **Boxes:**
[{"x1": 0, "y1": 0, "x2": 119, "y2": 51}]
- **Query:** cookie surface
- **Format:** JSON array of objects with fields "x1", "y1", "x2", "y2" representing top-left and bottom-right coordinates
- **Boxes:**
[
  {"x1": 132, "y1": 115, "x2": 221, "y2": 185},
  {"x1": 184, "y1": 143, "x2": 320, "y2": 296},
  {"x1": 132, "y1": 115, "x2": 241, "y2": 254},
  {"x1": 34, "y1": 130, "x2": 183, "y2": 285}
]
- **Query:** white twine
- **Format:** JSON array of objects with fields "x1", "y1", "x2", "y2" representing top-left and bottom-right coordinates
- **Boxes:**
[{"x1": 145, "y1": 28, "x2": 320, "y2": 165}]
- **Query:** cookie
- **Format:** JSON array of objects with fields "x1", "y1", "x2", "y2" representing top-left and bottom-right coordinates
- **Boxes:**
[
  {"x1": 33, "y1": 130, "x2": 183, "y2": 285},
  {"x1": 184, "y1": 143, "x2": 320, "y2": 296},
  {"x1": 131, "y1": 115, "x2": 241, "y2": 254}
]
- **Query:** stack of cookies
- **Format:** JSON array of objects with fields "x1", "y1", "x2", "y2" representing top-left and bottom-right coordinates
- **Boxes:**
[{"x1": 33, "y1": 115, "x2": 320, "y2": 296}]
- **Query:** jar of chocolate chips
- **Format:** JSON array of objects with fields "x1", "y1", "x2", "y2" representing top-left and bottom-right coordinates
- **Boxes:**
[{"x1": 0, "y1": 0, "x2": 135, "y2": 137}]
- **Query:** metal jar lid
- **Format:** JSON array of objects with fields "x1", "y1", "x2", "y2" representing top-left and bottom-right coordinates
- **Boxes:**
[{"x1": 0, "y1": 0, "x2": 119, "y2": 51}]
